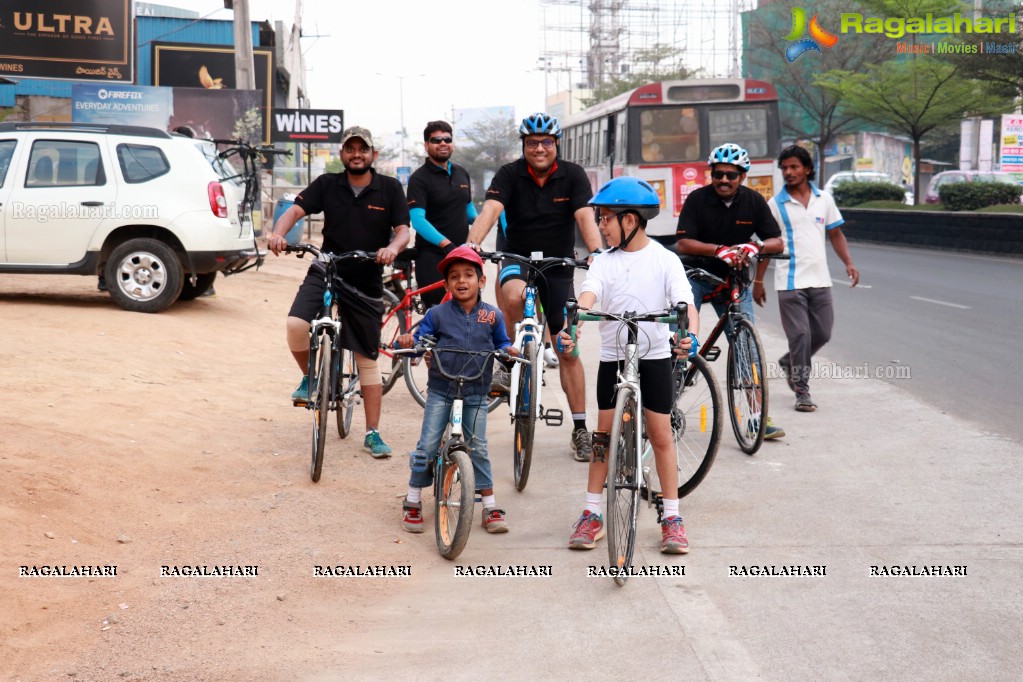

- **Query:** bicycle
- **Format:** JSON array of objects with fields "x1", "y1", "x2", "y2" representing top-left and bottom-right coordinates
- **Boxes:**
[
  {"x1": 566, "y1": 300, "x2": 690, "y2": 586},
  {"x1": 478, "y1": 250, "x2": 588, "y2": 491},
  {"x1": 283, "y1": 242, "x2": 377, "y2": 482},
  {"x1": 393, "y1": 340, "x2": 528, "y2": 559},
  {"x1": 376, "y1": 248, "x2": 506, "y2": 413},
  {"x1": 685, "y1": 259, "x2": 773, "y2": 455}
]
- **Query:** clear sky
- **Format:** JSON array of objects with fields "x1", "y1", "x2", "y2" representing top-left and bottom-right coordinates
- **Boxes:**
[{"x1": 167, "y1": 0, "x2": 549, "y2": 153}]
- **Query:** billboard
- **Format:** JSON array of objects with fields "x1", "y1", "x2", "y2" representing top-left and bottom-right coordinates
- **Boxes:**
[
  {"x1": 72, "y1": 84, "x2": 172, "y2": 129},
  {"x1": 0, "y1": 0, "x2": 133, "y2": 82},
  {"x1": 71, "y1": 83, "x2": 262, "y2": 146},
  {"x1": 152, "y1": 42, "x2": 273, "y2": 144},
  {"x1": 1000, "y1": 114, "x2": 1023, "y2": 174}
]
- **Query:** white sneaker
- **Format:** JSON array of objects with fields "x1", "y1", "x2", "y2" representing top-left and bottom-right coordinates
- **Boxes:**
[{"x1": 543, "y1": 346, "x2": 560, "y2": 367}]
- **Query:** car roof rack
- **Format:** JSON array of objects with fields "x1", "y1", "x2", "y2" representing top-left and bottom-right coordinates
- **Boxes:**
[{"x1": 0, "y1": 122, "x2": 171, "y2": 139}]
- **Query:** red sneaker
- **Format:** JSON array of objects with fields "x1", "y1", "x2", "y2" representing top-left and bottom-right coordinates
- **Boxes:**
[
  {"x1": 402, "y1": 500, "x2": 424, "y2": 534},
  {"x1": 660, "y1": 516, "x2": 689, "y2": 554},
  {"x1": 568, "y1": 510, "x2": 605, "y2": 550}
]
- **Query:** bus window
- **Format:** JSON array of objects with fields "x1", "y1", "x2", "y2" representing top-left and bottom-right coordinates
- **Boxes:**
[
  {"x1": 707, "y1": 106, "x2": 770, "y2": 159},
  {"x1": 615, "y1": 113, "x2": 626, "y2": 163},
  {"x1": 637, "y1": 107, "x2": 700, "y2": 163}
]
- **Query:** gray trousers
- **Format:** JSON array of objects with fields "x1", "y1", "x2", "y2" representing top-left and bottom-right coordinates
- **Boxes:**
[{"x1": 777, "y1": 287, "x2": 834, "y2": 395}]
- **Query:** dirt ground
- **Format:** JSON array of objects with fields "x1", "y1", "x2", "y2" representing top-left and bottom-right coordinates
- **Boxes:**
[{"x1": 1, "y1": 248, "x2": 448, "y2": 679}]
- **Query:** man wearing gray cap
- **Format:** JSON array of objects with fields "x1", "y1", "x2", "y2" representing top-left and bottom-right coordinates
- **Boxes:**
[{"x1": 269, "y1": 126, "x2": 411, "y2": 458}]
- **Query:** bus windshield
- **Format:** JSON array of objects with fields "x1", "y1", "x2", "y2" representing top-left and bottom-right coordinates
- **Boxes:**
[{"x1": 706, "y1": 105, "x2": 772, "y2": 160}]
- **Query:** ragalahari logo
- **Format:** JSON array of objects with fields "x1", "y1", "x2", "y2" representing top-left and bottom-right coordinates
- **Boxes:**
[{"x1": 785, "y1": 7, "x2": 839, "y2": 61}]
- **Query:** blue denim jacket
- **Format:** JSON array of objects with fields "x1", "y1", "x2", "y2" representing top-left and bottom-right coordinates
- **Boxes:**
[{"x1": 414, "y1": 298, "x2": 512, "y2": 397}]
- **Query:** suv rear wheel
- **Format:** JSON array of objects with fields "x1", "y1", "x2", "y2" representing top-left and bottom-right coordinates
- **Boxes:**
[
  {"x1": 178, "y1": 272, "x2": 217, "y2": 301},
  {"x1": 105, "y1": 238, "x2": 184, "y2": 313}
]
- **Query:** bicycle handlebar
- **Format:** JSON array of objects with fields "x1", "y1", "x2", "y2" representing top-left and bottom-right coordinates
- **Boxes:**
[
  {"x1": 283, "y1": 242, "x2": 375, "y2": 264},
  {"x1": 563, "y1": 298, "x2": 688, "y2": 358},
  {"x1": 478, "y1": 250, "x2": 589, "y2": 272},
  {"x1": 392, "y1": 339, "x2": 528, "y2": 384}
]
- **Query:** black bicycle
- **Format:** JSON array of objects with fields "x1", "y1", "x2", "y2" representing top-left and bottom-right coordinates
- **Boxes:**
[
  {"x1": 686, "y1": 258, "x2": 775, "y2": 455},
  {"x1": 284, "y1": 242, "x2": 377, "y2": 482}
]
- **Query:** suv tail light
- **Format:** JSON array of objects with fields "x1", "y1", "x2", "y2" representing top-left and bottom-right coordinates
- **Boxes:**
[{"x1": 208, "y1": 181, "x2": 228, "y2": 218}]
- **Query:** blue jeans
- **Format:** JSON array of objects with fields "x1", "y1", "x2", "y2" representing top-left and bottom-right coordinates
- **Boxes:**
[
  {"x1": 408, "y1": 392, "x2": 493, "y2": 491},
  {"x1": 688, "y1": 276, "x2": 755, "y2": 338}
]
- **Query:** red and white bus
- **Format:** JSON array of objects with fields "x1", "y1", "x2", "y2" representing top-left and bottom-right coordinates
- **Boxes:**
[{"x1": 561, "y1": 78, "x2": 782, "y2": 241}]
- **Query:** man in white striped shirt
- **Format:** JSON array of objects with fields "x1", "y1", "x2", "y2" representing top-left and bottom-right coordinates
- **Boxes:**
[{"x1": 754, "y1": 146, "x2": 859, "y2": 413}]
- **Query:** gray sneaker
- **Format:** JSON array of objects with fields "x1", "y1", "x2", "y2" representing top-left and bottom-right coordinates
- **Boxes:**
[
  {"x1": 570, "y1": 427, "x2": 592, "y2": 462},
  {"x1": 795, "y1": 393, "x2": 817, "y2": 412}
]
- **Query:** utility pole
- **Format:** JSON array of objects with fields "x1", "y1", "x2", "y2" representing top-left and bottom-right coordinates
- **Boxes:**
[{"x1": 229, "y1": 0, "x2": 256, "y2": 92}]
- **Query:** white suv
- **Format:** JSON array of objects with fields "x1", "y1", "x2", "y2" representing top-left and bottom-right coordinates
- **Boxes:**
[{"x1": 0, "y1": 122, "x2": 262, "y2": 312}]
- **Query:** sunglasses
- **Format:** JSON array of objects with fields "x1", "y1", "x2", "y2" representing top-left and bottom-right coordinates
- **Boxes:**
[
  {"x1": 524, "y1": 138, "x2": 556, "y2": 149},
  {"x1": 428, "y1": 136, "x2": 453, "y2": 144},
  {"x1": 711, "y1": 170, "x2": 742, "y2": 181}
]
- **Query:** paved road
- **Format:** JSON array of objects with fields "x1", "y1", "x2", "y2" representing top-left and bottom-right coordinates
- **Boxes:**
[
  {"x1": 754, "y1": 242, "x2": 1023, "y2": 443},
  {"x1": 321, "y1": 247, "x2": 1022, "y2": 680}
]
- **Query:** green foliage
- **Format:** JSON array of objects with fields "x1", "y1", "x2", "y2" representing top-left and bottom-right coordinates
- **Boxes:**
[
  {"x1": 452, "y1": 115, "x2": 520, "y2": 203},
  {"x1": 232, "y1": 107, "x2": 263, "y2": 145},
  {"x1": 833, "y1": 182, "x2": 907, "y2": 206},
  {"x1": 938, "y1": 181, "x2": 1023, "y2": 211},
  {"x1": 580, "y1": 44, "x2": 697, "y2": 106}
]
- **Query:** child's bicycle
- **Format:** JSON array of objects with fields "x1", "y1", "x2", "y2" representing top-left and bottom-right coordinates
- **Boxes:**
[
  {"x1": 566, "y1": 299, "x2": 695, "y2": 586},
  {"x1": 479, "y1": 250, "x2": 589, "y2": 491},
  {"x1": 394, "y1": 339, "x2": 528, "y2": 559},
  {"x1": 284, "y1": 242, "x2": 377, "y2": 482}
]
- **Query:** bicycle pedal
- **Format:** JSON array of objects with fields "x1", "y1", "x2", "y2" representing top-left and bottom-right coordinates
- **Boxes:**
[
  {"x1": 292, "y1": 398, "x2": 309, "y2": 407},
  {"x1": 541, "y1": 407, "x2": 564, "y2": 427},
  {"x1": 705, "y1": 346, "x2": 721, "y2": 361}
]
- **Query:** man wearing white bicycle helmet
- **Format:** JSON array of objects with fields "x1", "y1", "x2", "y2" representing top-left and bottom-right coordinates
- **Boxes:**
[
  {"x1": 558, "y1": 176, "x2": 700, "y2": 554},
  {"x1": 676, "y1": 142, "x2": 786, "y2": 440},
  {"x1": 468, "y1": 112, "x2": 603, "y2": 462}
]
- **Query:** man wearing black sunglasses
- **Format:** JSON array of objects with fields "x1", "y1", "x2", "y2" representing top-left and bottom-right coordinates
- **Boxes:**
[
  {"x1": 407, "y1": 120, "x2": 476, "y2": 307},
  {"x1": 676, "y1": 142, "x2": 786, "y2": 440}
]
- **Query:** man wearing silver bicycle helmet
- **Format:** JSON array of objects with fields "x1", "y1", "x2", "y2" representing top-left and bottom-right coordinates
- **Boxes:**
[
  {"x1": 558, "y1": 176, "x2": 700, "y2": 554},
  {"x1": 676, "y1": 142, "x2": 786, "y2": 440},
  {"x1": 468, "y1": 112, "x2": 604, "y2": 462}
]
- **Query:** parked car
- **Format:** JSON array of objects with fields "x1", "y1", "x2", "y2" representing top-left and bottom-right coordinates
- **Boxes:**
[
  {"x1": 823, "y1": 170, "x2": 913, "y2": 205},
  {"x1": 0, "y1": 122, "x2": 261, "y2": 312},
  {"x1": 924, "y1": 170, "x2": 1023, "y2": 204}
]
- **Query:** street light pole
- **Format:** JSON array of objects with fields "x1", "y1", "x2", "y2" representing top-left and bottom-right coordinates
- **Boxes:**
[{"x1": 376, "y1": 72, "x2": 425, "y2": 170}]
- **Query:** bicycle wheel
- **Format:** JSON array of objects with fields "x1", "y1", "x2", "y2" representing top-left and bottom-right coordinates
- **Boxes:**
[
  {"x1": 402, "y1": 320, "x2": 502, "y2": 412},
  {"x1": 335, "y1": 348, "x2": 358, "y2": 439},
  {"x1": 378, "y1": 289, "x2": 405, "y2": 395},
  {"x1": 641, "y1": 354, "x2": 722, "y2": 500},
  {"x1": 435, "y1": 446, "x2": 475, "y2": 560},
  {"x1": 512, "y1": 339, "x2": 540, "y2": 492},
  {"x1": 310, "y1": 336, "x2": 331, "y2": 483},
  {"x1": 606, "y1": 388, "x2": 640, "y2": 586},
  {"x1": 727, "y1": 318, "x2": 768, "y2": 455}
]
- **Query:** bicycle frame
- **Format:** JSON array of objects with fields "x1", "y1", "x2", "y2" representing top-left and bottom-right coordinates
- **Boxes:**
[
  {"x1": 507, "y1": 282, "x2": 545, "y2": 421},
  {"x1": 695, "y1": 268, "x2": 747, "y2": 364}
]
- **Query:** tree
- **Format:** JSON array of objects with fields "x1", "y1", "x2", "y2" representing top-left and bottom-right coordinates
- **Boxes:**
[
  {"x1": 817, "y1": 58, "x2": 1009, "y2": 198},
  {"x1": 581, "y1": 43, "x2": 697, "y2": 106},
  {"x1": 743, "y1": 0, "x2": 889, "y2": 184},
  {"x1": 451, "y1": 114, "x2": 520, "y2": 204}
]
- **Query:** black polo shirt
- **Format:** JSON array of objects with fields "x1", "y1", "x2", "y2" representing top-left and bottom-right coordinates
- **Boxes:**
[
  {"x1": 406, "y1": 160, "x2": 472, "y2": 253},
  {"x1": 294, "y1": 169, "x2": 409, "y2": 295},
  {"x1": 676, "y1": 184, "x2": 781, "y2": 279},
  {"x1": 484, "y1": 157, "x2": 592, "y2": 258}
]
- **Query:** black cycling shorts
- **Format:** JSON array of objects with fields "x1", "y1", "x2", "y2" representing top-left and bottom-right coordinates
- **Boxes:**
[
  {"x1": 596, "y1": 357, "x2": 674, "y2": 414},
  {"x1": 288, "y1": 263, "x2": 385, "y2": 359},
  {"x1": 497, "y1": 260, "x2": 575, "y2": 334}
]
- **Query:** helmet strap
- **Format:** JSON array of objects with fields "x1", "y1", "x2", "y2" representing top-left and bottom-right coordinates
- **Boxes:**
[{"x1": 612, "y1": 212, "x2": 642, "y2": 252}]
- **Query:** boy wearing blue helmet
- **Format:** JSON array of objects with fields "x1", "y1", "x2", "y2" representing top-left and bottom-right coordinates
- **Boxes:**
[{"x1": 557, "y1": 176, "x2": 700, "y2": 554}]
